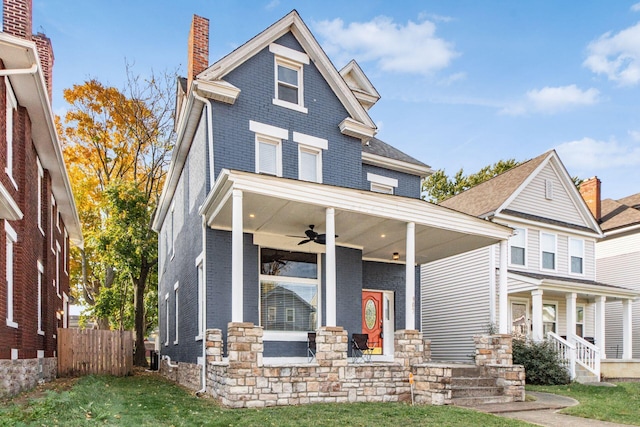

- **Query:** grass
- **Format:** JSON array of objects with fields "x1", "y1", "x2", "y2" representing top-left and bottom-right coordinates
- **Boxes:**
[
  {"x1": 527, "y1": 382, "x2": 640, "y2": 425},
  {"x1": 0, "y1": 372, "x2": 531, "y2": 427}
]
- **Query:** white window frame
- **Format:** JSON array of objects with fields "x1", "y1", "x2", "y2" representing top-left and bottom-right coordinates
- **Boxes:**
[
  {"x1": 250, "y1": 120, "x2": 287, "y2": 177},
  {"x1": 576, "y1": 304, "x2": 585, "y2": 337},
  {"x1": 169, "y1": 203, "x2": 175, "y2": 260},
  {"x1": 37, "y1": 157, "x2": 44, "y2": 235},
  {"x1": 540, "y1": 232, "x2": 557, "y2": 271},
  {"x1": 164, "y1": 293, "x2": 169, "y2": 346},
  {"x1": 50, "y1": 195, "x2": 56, "y2": 254},
  {"x1": 294, "y1": 132, "x2": 326, "y2": 183},
  {"x1": 569, "y1": 238, "x2": 585, "y2": 275},
  {"x1": 63, "y1": 229, "x2": 68, "y2": 274},
  {"x1": 269, "y1": 43, "x2": 309, "y2": 114},
  {"x1": 5, "y1": 77, "x2": 17, "y2": 189},
  {"x1": 367, "y1": 173, "x2": 398, "y2": 195},
  {"x1": 196, "y1": 253, "x2": 205, "y2": 341},
  {"x1": 37, "y1": 261, "x2": 44, "y2": 335},
  {"x1": 542, "y1": 301, "x2": 558, "y2": 335},
  {"x1": 5, "y1": 221, "x2": 18, "y2": 328},
  {"x1": 509, "y1": 298, "x2": 530, "y2": 337},
  {"x1": 56, "y1": 242, "x2": 61, "y2": 298},
  {"x1": 509, "y1": 227, "x2": 527, "y2": 267},
  {"x1": 173, "y1": 282, "x2": 179, "y2": 345},
  {"x1": 285, "y1": 307, "x2": 295, "y2": 323}
]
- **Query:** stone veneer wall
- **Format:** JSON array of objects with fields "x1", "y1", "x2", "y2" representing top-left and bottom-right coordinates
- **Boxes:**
[
  {"x1": 0, "y1": 357, "x2": 57, "y2": 397},
  {"x1": 474, "y1": 334, "x2": 525, "y2": 402},
  {"x1": 159, "y1": 359, "x2": 203, "y2": 392},
  {"x1": 159, "y1": 325, "x2": 525, "y2": 408}
]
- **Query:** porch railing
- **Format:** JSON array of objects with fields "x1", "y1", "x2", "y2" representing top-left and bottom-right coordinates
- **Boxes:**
[
  {"x1": 547, "y1": 332, "x2": 600, "y2": 380},
  {"x1": 547, "y1": 332, "x2": 575, "y2": 379}
]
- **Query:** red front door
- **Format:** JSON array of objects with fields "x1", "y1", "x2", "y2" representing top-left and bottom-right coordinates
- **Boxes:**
[{"x1": 362, "y1": 291, "x2": 383, "y2": 354}]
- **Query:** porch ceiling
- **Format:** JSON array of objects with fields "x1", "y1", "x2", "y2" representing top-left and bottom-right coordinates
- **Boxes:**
[{"x1": 200, "y1": 170, "x2": 513, "y2": 264}]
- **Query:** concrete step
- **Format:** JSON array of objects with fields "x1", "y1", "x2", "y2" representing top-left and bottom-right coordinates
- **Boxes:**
[
  {"x1": 450, "y1": 377, "x2": 497, "y2": 387},
  {"x1": 451, "y1": 386, "x2": 504, "y2": 398},
  {"x1": 451, "y1": 366, "x2": 483, "y2": 377},
  {"x1": 451, "y1": 395, "x2": 513, "y2": 406}
]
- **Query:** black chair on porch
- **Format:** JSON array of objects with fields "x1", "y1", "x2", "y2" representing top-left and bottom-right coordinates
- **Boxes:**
[
  {"x1": 351, "y1": 333, "x2": 372, "y2": 363},
  {"x1": 307, "y1": 332, "x2": 316, "y2": 362}
]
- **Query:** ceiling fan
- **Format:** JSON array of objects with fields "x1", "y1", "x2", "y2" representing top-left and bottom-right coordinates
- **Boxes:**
[{"x1": 288, "y1": 225, "x2": 338, "y2": 245}]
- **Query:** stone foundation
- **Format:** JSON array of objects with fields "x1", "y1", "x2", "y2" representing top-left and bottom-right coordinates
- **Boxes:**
[
  {"x1": 159, "y1": 359, "x2": 203, "y2": 392},
  {"x1": 160, "y1": 326, "x2": 524, "y2": 408},
  {"x1": 0, "y1": 357, "x2": 57, "y2": 398}
]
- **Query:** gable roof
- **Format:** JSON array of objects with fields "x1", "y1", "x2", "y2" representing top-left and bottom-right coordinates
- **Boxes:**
[
  {"x1": 600, "y1": 193, "x2": 640, "y2": 233},
  {"x1": 362, "y1": 137, "x2": 432, "y2": 177},
  {"x1": 339, "y1": 60, "x2": 380, "y2": 111},
  {"x1": 199, "y1": 10, "x2": 376, "y2": 131},
  {"x1": 440, "y1": 150, "x2": 601, "y2": 234},
  {"x1": 440, "y1": 151, "x2": 548, "y2": 217}
]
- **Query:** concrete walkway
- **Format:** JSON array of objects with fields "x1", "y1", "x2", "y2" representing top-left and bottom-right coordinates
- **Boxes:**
[{"x1": 468, "y1": 392, "x2": 632, "y2": 427}]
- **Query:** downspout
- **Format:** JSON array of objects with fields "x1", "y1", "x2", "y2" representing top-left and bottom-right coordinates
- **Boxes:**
[
  {"x1": 191, "y1": 90, "x2": 212, "y2": 396},
  {"x1": 161, "y1": 355, "x2": 179, "y2": 368},
  {"x1": 0, "y1": 63, "x2": 38, "y2": 76}
]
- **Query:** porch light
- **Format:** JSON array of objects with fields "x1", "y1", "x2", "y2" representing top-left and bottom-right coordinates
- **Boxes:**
[{"x1": 392, "y1": 252, "x2": 399, "y2": 261}]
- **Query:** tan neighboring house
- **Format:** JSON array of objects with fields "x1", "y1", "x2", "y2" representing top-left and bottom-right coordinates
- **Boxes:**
[{"x1": 421, "y1": 150, "x2": 638, "y2": 382}]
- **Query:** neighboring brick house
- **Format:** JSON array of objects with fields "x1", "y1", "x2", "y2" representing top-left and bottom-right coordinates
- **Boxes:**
[
  {"x1": 582, "y1": 179, "x2": 640, "y2": 360},
  {"x1": 0, "y1": 0, "x2": 82, "y2": 396},
  {"x1": 152, "y1": 10, "x2": 512, "y2": 400},
  {"x1": 422, "y1": 150, "x2": 637, "y2": 382}
]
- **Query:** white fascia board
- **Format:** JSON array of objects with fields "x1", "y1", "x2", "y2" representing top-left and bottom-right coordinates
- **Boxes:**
[
  {"x1": 249, "y1": 120, "x2": 288, "y2": 140},
  {"x1": 604, "y1": 223, "x2": 640, "y2": 238},
  {"x1": 201, "y1": 169, "x2": 513, "y2": 241},
  {"x1": 0, "y1": 34, "x2": 83, "y2": 247},
  {"x1": 339, "y1": 117, "x2": 376, "y2": 142},
  {"x1": 194, "y1": 79, "x2": 240, "y2": 104},
  {"x1": 494, "y1": 213, "x2": 601, "y2": 239},
  {"x1": 198, "y1": 11, "x2": 376, "y2": 130},
  {"x1": 293, "y1": 132, "x2": 328, "y2": 150},
  {"x1": 362, "y1": 152, "x2": 433, "y2": 178},
  {"x1": 508, "y1": 271, "x2": 639, "y2": 299},
  {"x1": 367, "y1": 173, "x2": 398, "y2": 188}
]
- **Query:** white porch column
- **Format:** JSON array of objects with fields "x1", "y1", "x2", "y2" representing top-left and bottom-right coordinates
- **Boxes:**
[
  {"x1": 405, "y1": 222, "x2": 416, "y2": 330},
  {"x1": 622, "y1": 299, "x2": 633, "y2": 359},
  {"x1": 325, "y1": 207, "x2": 336, "y2": 327},
  {"x1": 489, "y1": 244, "x2": 497, "y2": 325},
  {"x1": 531, "y1": 290, "x2": 544, "y2": 341},
  {"x1": 595, "y1": 296, "x2": 606, "y2": 358},
  {"x1": 498, "y1": 240, "x2": 509, "y2": 334},
  {"x1": 231, "y1": 189, "x2": 244, "y2": 322},
  {"x1": 566, "y1": 292, "x2": 577, "y2": 338}
]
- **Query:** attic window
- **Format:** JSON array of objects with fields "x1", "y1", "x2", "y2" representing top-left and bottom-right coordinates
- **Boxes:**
[
  {"x1": 545, "y1": 179, "x2": 554, "y2": 200},
  {"x1": 269, "y1": 43, "x2": 309, "y2": 114},
  {"x1": 367, "y1": 173, "x2": 398, "y2": 195}
]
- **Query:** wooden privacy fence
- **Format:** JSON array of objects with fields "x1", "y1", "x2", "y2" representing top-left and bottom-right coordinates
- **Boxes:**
[{"x1": 57, "y1": 328, "x2": 133, "y2": 377}]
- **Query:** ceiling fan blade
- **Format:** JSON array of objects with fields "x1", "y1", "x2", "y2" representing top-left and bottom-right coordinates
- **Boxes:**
[
  {"x1": 286, "y1": 235, "x2": 307, "y2": 238},
  {"x1": 298, "y1": 239, "x2": 312, "y2": 245},
  {"x1": 305, "y1": 229, "x2": 317, "y2": 239}
]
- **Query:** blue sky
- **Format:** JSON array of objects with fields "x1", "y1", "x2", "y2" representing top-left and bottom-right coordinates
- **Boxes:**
[{"x1": 32, "y1": 1, "x2": 640, "y2": 200}]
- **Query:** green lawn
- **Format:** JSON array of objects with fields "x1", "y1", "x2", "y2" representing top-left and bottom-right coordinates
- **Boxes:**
[
  {"x1": 0, "y1": 373, "x2": 530, "y2": 427},
  {"x1": 527, "y1": 382, "x2": 640, "y2": 425}
]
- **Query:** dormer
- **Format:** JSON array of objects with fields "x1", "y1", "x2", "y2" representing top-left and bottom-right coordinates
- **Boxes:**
[{"x1": 339, "y1": 60, "x2": 380, "y2": 111}]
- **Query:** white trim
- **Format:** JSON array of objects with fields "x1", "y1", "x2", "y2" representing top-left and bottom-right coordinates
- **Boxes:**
[
  {"x1": 174, "y1": 282, "x2": 179, "y2": 345},
  {"x1": 272, "y1": 52, "x2": 307, "y2": 113},
  {"x1": 508, "y1": 227, "x2": 527, "y2": 268},
  {"x1": 495, "y1": 212, "x2": 600, "y2": 238},
  {"x1": 263, "y1": 331, "x2": 307, "y2": 341},
  {"x1": 405, "y1": 222, "x2": 416, "y2": 330},
  {"x1": 540, "y1": 232, "x2": 557, "y2": 271},
  {"x1": 568, "y1": 237, "x2": 585, "y2": 276},
  {"x1": 164, "y1": 292, "x2": 169, "y2": 346},
  {"x1": 50, "y1": 195, "x2": 56, "y2": 254},
  {"x1": 362, "y1": 151, "x2": 432, "y2": 178},
  {"x1": 195, "y1": 252, "x2": 205, "y2": 341},
  {"x1": 5, "y1": 76, "x2": 17, "y2": 188},
  {"x1": 11, "y1": 349, "x2": 18, "y2": 360},
  {"x1": 0, "y1": 180, "x2": 22, "y2": 220},
  {"x1": 575, "y1": 303, "x2": 585, "y2": 337},
  {"x1": 367, "y1": 173, "x2": 398, "y2": 188},
  {"x1": 63, "y1": 229, "x2": 68, "y2": 274},
  {"x1": 292, "y1": 132, "x2": 328, "y2": 150},
  {"x1": 272, "y1": 98, "x2": 308, "y2": 114},
  {"x1": 37, "y1": 157, "x2": 44, "y2": 234},
  {"x1": 370, "y1": 182, "x2": 394, "y2": 195},
  {"x1": 5, "y1": 221, "x2": 17, "y2": 328},
  {"x1": 269, "y1": 43, "x2": 310, "y2": 65},
  {"x1": 37, "y1": 260, "x2": 44, "y2": 335},
  {"x1": 249, "y1": 120, "x2": 288, "y2": 140},
  {"x1": 509, "y1": 297, "x2": 530, "y2": 337},
  {"x1": 542, "y1": 300, "x2": 558, "y2": 335},
  {"x1": 255, "y1": 134, "x2": 283, "y2": 177},
  {"x1": 339, "y1": 117, "x2": 376, "y2": 143},
  {"x1": 55, "y1": 242, "x2": 61, "y2": 298},
  {"x1": 169, "y1": 202, "x2": 175, "y2": 260},
  {"x1": 193, "y1": 79, "x2": 240, "y2": 105},
  {"x1": 298, "y1": 144, "x2": 322, "y2": 183}
]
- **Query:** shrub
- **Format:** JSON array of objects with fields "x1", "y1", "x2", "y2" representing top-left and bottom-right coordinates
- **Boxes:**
[{"x1": 512, "y1": 338, "x2": 571, "y2": 385}]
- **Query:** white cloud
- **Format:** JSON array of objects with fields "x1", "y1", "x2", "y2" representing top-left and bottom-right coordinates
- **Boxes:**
[
  {"x1": 313, "y1": 16, "x2": 459, "y2": 75},
  {"x1": 500, "y1": 85, "x2": 599, "y2": 115},
  {"x1": 632, "y1": 3, "x2": 640, "y2": 12},
  {"x1": 265, "y1": 0, "x2": 280, "y2": 10},
  {"x1": 629, "y1": 130, "x2": 640, "y2": 141},
  {"x1": 418, "y1": 12, "x2": 454, "y2": 23},
  {"x1": 555, "y1": 137, "x2": 640, "y2": 169},
  {"x1": 584, "y1": 22, "x2": 640, "y2": 86},
  {"x1": 439, "y1": 72, "x2": 466, "y2": 86}
]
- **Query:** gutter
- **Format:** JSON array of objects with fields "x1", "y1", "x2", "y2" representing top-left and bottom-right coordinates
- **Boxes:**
[{"x1": 0, "y1": 63, "x2": 38, "y2": 76}]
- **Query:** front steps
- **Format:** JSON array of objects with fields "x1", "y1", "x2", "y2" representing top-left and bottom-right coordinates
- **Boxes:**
[
  {"x1": 574, "y1": 363, "x2": 600, "y2": 383},
  {"x1": 449, "y1": 366, "x2": 513, "y2": 406}
]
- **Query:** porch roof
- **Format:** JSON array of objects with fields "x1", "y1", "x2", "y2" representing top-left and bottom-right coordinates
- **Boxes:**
[
  {"x1": 199, "y1": 169, "x2": 513, "y2": 264},
  {"x1": 508, "y1": 270, "x2": 639, "y2": 301}
]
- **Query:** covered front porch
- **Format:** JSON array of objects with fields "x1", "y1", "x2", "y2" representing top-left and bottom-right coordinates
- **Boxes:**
[
  {"x1": 199, "y1": 169, "x2": 513, "y2": 360},
  {"x1": 508, "y1": 271, "x2": 638, "y2": 381}
]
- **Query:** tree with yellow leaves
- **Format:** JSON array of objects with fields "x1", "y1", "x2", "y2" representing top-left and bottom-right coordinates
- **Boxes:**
[{"x1": 60, "y1": 66, "x2": 175, "y2": 366}]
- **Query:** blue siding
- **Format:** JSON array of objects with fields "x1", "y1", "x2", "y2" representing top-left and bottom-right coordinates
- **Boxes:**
[
  {"x1": 362, "y1": 164, "x2": 422, "y2": 199},
  {"x1": 211, "y1": 32, "x2": 363, "y2": 190}
]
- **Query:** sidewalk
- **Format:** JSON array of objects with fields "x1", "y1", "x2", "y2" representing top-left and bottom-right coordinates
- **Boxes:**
[{"x1": 468, "y1": 392, "x2": 632, "y2": 427}]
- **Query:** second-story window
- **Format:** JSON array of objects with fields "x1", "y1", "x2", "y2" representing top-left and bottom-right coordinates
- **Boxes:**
[
  {"x1": 250, "y1": 120, "x2": 287, "y2": 177},
  {"x1": 509, "y1": 228, "x2": 526, "y2": 266},
  {"x1": 269, "y1": 43, "x2": 309, "y2": 114},
  {"x1": 569, "y1": 238, "x2": 584, "y2": 274},
  {"x1": 294, "y1": 131, "x2": 327, "y2": 183},
  {"x1": 541, "y1": 232, "x2": 556, "y2": 270},
  {"x1": 367, "y1": 173, "x2": 398, "y2": 195}
]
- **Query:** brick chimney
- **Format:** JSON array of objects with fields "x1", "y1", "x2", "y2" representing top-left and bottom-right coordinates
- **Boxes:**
[
  {"x1": 3, "y1": 0, "x2": 55, "y2": 103},
  {"x1": 33, "y1": 33, "x2": 54, "y2": 102},
  {"x1": 579, "y1": 176, "x2": 601, "y2": 221},
  {"x1": 3, "y1": 0, "x2": 32, "y2": 40},
  {"x1": 187, "y1": 14, "x2": 209, "y2": 91}
]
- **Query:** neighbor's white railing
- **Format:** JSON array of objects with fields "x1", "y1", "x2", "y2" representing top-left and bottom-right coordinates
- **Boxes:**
[
  {"x1": 569, "y1": 333, "x2": 600, "y2": 378},
  {"x1": 547, "y1": 331, "x2": 576, "y2": 380}
]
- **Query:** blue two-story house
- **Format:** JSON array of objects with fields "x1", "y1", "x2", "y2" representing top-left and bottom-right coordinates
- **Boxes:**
[{"x1": 152, "y1": 10, "x2": 512, "y2": 370}]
